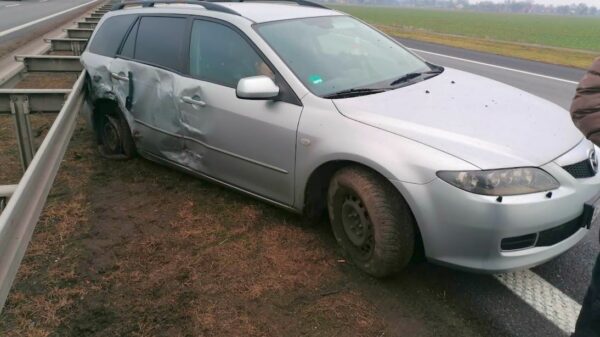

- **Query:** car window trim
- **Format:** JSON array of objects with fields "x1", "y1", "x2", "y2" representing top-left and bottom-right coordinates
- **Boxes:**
[
  {"x1": 116, "y1": 15, "x2": 140, "y2": 58},
  {"x1": 115, "y1": 14, "x2": 190, "y2": 75},
  {"x1": 186, "y1": 16, "x2": 302, "y2": 106},
  {"x1": 89, "y1": 14, "x2": 139, "y2": 58}
]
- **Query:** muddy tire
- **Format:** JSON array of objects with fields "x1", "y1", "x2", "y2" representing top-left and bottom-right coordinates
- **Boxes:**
[
  {"x1": 328, "y1": 166, "x2": 415, "y2": 278},
  {"x1": 96, "y1": 105, "x2": 136, "y2": 160}
]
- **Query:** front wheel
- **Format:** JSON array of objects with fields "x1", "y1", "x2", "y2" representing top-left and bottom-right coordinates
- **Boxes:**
[
  {"x1": 95, "y1": 105, "x2": 136, "y2": 160},
  {"x1": 328, "y1": 166, "x2": 415, "y2": 278}
]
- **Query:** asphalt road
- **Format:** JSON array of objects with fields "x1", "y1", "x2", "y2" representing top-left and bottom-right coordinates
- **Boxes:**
[
  {"x1": 0, "y1": 0, "x2": 100, "y2": 53},
  {"x1": 396, "y1": 37, "x2": 598, "y2": 337}
]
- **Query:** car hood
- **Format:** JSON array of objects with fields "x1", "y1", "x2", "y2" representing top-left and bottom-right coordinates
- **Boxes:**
[{"x1": 333, "y1": 68, "x2": 583, "y2": 169}]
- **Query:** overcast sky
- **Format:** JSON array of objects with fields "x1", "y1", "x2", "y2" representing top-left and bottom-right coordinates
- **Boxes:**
[{"x1": 472, "y1": 0, "x2": 598, "y2": 5}]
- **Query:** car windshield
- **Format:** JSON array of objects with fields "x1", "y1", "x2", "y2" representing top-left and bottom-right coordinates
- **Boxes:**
[{"x1": 255, "y1": 15, "x2": 433, "y2": 97}]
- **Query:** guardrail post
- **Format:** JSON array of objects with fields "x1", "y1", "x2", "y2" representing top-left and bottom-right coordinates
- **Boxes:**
[
  {"x1": 9, "y1": 95, "x2": 35, "y2": 171},
  {"x1": 0, "y1": 185, "x2": 17, "y2": 214}
]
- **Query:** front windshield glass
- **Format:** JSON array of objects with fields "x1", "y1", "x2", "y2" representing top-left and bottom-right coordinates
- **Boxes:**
[{"x1": 255, "y1": 15, "x2": 431, "y2": 97}]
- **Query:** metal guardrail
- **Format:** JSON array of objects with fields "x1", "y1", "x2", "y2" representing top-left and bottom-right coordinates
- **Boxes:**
[
  {"x1": 77, "y1": 21, "x2": 97, "y2": 29},
  {"x1": 0, "y1": 71, "x2": 86, "y2": 313}
]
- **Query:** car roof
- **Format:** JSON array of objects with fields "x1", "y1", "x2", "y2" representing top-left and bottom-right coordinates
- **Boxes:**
[
  {"x1": 218, "y1": 2, "x2": 339, "y2": 23},
  {"x1": 112, "y1": 2, "x2": 341, "y2": 24}
]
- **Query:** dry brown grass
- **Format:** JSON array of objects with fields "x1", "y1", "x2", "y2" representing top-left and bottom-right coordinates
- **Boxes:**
[
  {"x1": 0, "y1": 121, "x2": 389, "y2": 337},
  {"x1": 0, "y1": 114, "x2": 56, "y2": 185},
  {"x1": 13, "y1": 73, "x2": 79, "y2": 89},
  {"x1": 377, "y1": 25, "x2": 599, "y2": 70},
  {"x1": 0, "y1": 118, "x2": 494, "y2": 337}
]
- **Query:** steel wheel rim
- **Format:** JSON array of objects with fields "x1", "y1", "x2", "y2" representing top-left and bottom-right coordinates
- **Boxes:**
[
  {"x1": 102, "y1": 117, "x2": 121, "y2": 153},
  {"x1": 340, "y1": 193, "x2": 374, "y2": 260}
]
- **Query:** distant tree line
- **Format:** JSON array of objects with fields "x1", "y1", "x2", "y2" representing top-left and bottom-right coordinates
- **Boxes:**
[{"x1": 323, "y1": 0, "x2": 600, "y2": 16}]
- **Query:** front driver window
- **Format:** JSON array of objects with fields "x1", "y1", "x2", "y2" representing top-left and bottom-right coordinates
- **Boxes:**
[{"x1": 189, "y1": 20, "x2": 274, "y2": 88}]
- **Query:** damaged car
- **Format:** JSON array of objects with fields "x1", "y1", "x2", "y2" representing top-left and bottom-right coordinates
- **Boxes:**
[{"x1": 81, "y1": 0, "x2": 600, "y2": 277}]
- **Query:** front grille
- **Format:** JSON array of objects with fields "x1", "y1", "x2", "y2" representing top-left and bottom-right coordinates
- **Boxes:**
[
  {"x1": 562, "y1": 159, "x2": 596, "y2": 179},
  {"x1": 501, "y1": 214, "x2": 584, "y2": 251}
]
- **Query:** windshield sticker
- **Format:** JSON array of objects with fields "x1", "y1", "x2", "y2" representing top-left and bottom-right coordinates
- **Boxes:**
[{"x1": 308, "y1": 75, "x2": 323, "y2": 85}]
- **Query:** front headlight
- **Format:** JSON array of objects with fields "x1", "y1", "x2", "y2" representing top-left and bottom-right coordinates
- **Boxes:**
[{"x1": 436, "y1": 168, "x2": 559, "y2": 196}]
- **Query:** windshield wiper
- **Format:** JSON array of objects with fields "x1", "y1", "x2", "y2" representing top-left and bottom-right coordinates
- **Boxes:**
[
  {"x1": 389, "y1": 68, "x2": 444, "y2": 87},
  {"x1": 323, "y1": 88, "x2": 388, "y2": 99}
]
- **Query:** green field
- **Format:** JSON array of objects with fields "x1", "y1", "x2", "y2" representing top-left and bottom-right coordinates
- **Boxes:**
[{"x1": 330, "y1": 5, "x2": 600, "y2": 52}]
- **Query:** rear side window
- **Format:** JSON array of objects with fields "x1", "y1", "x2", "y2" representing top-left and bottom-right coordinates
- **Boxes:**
[
  {"x1": 89, "y1": 15, "x2": 137, "y2": 57},
  {"x1": 134, "y1": 16, "x2": 187, "y2": 72}
]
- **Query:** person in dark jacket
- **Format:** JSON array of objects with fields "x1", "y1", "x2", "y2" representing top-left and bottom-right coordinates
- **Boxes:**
[{"x1": 571, "y1": 57, "x2": 600, "y2": 337}]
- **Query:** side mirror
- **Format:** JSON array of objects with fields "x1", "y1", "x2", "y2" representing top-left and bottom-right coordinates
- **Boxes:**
[{"x1": 236, "y1": 76, "x2": 279, "y2": 100}]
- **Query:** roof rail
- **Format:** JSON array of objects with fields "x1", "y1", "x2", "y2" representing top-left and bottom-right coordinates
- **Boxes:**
[
  {"x1": 112, "y1": 0, "x2": 242, "y2": 16},
  {"x1": 112, "y1": 0, "x2": 329, "y2": 13},
  {"x1": 222, "y1": 0, "x2": 328, "y2": 9}
]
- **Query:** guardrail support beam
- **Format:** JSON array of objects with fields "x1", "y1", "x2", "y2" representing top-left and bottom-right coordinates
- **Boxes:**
[
  {"x1": 77, "y1": 21, "x2": 97, "y2": 29},
  {"x1": 0, "y1": 90, "x2": 72, "y2": 114},
  {"x1": 16, "y1": 55, "x2": 82, "y2": 72},
  {"x1": 66, "y1": 28, "x2": 94, "y2": 39},
  {"x1": 46, "y1": 38, "x2": 87, "y2": 55},
  {"x1": 0, "y1": 185, "x2": 17, "y2": 213},
  {"x1": 9, "y1": 95, "x2": 35, "y2": 170}
]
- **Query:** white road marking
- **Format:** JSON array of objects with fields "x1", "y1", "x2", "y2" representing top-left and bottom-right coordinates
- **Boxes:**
[
  {"x1": 40, "y1": 0, "x2": 49, "y2": 2},
  {"x1": 495, "y1": 270, "x2": 581, "y2": 334},
  {"x1": 409, "y1": 48, "x2": 579, "y2": 85},
  {"x1": 0, "y1": 0, "x2": 100, "y2": 38},
  {"x1": 5, "y1": 3, "x2": 20, "y2": 7}
]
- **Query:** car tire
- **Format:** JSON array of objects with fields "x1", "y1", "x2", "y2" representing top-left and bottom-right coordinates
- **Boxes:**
[
  {"x1": 328, "y1": 166, "x2": 415, "y2": 278},
  {"x1": 96, "y1": 106, "x2": 136, "y2": 160}
]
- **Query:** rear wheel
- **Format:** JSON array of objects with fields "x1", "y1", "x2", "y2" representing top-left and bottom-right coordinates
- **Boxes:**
[
  {"x1": 95, "y1": 104, "x2": 136, "y2": 160},
  {"x1": 328, "y1": 166, "x2": 415, "y2": 277}
]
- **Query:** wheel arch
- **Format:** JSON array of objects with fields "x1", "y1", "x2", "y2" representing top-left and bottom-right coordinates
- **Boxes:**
[{"x1": 301, "y1": 158, "x2": 426, "y2": 258}]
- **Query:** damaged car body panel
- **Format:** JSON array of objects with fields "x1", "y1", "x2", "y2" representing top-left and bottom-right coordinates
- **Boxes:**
[
  {"x1": 80, "y1": 3, "x2": 600, "y2": 276},
  {"x1": 110, "y1": 59, "x2": 186, "y2": 163}
]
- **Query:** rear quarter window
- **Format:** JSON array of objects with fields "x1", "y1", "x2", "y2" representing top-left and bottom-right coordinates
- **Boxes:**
[
  {"x1": 133, "y1": 16, "x2": 187, "y2": 72},
  {"x1": 88, "y1": 15, "x2": 137, "y2": 57}
]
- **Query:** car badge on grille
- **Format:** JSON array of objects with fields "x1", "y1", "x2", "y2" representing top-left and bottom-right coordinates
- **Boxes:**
[{"x1": 589, "y1": 149, "x2": 598, "y2": 174}]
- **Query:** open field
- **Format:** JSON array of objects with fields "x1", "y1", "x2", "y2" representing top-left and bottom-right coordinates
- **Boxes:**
[{"x1": 330, "y1": 5, "x2": 600, "y2": 69}]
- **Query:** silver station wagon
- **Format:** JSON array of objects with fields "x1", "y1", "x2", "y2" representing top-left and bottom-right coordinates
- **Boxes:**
[{"x1": 81, "y1": 0, "x2": 600, "y2": 277}]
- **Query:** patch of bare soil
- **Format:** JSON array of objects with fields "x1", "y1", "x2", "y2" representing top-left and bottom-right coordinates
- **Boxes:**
[
  {"x1": 13, "y1": 72, "x2": 79, "y2": 89},
  {"x1": 0, "y1": 120, "x2": 494, "y2": 337}
]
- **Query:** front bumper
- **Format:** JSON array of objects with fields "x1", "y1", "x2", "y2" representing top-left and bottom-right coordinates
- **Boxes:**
[{"x1": 395, "y1": 161, "x2": 600, "y2": 273}]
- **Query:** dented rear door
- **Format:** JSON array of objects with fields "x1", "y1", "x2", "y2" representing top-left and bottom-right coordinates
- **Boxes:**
[{"x1": 110, "y1": 15, "x2": 188, "y2": 163}]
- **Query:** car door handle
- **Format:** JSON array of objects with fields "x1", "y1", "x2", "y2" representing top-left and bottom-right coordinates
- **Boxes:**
[
  {"x1": 181, "y1": 95, "x2": 206, "y2": 107},
  {"x1": 111, "y1": 72, "x2": 129, "y2": 81}
]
